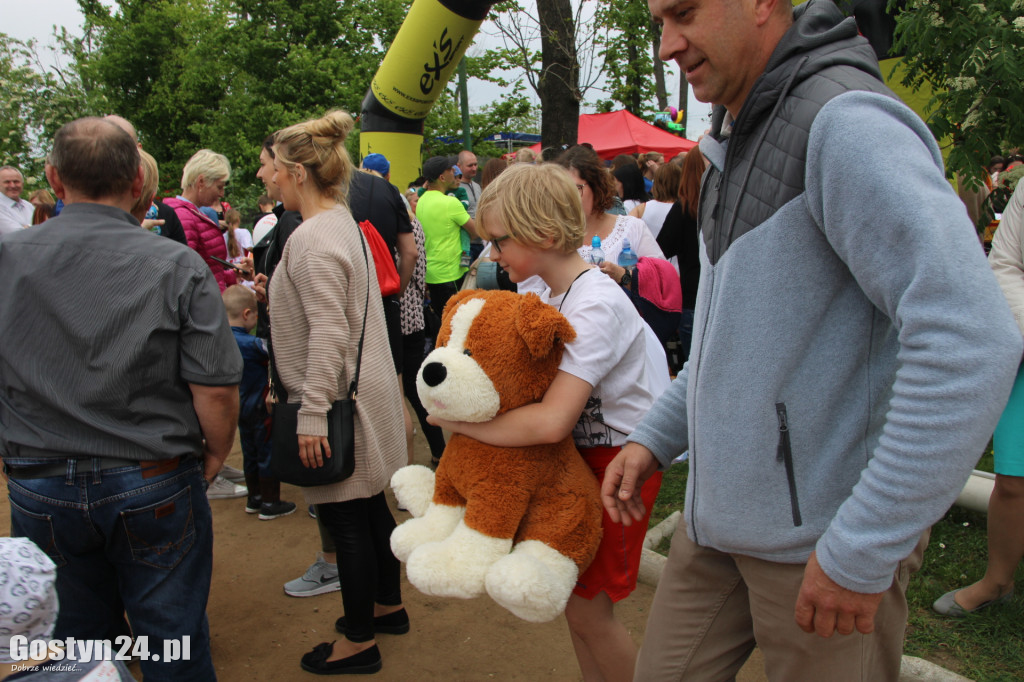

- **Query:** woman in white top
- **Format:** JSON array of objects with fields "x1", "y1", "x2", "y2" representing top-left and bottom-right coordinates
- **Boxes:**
[
  {"x1": 631, "y1": 162, "x2": 682, "y2": 240},
  {"x1": 934, "y1": 180, "x2": 1024, "y2": 617}
]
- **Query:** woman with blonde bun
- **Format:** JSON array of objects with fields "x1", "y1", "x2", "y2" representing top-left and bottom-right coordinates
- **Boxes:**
[{"x1": 267, "y1": 110, "x2": 407, "y2": 675}]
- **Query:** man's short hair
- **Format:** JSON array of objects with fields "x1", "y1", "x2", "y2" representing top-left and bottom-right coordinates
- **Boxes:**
[
  {"x1": 0, "y1": 166, "x2": 23, "y2": 180},
  {"x1": 258, "y1": 194, "x2": 274, "y2": 208},
  {"x1": 222, "y1": 284, "x2": 257, "y2": 318},
  {"x1": 181, "y1": 149, "x2": 231, "y2": 191},
  {"x1": 49, "y1": 117, "x2": 140, "y2": 199}
]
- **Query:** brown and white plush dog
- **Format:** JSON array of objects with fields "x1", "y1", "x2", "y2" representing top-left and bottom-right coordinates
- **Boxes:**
[{"x1": 390, "y1": 289, "x2": 603, "y2": 623}]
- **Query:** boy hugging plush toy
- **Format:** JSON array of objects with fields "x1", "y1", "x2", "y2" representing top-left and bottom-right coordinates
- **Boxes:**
[{"x1": 390, "y1": 289, "x2": 603, "y2": 623}]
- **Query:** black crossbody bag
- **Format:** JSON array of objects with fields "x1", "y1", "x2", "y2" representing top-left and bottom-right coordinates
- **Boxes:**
[{"x1": 269, "y1": 232, "x2": 369, "y2": 487}]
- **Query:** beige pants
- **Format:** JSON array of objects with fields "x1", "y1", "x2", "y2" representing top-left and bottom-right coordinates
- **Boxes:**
[{"x1": 635, "y1": 524, "x2": 928, "y2": 682}]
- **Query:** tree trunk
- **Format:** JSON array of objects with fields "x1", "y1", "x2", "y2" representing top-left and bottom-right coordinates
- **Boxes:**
[
  {"x1": 651, "y1": 21, "x2": 667, "y2": 111},
  {"x1": 626, "y1": 41, "x2": 641, "y2": 114},
  {"x1": 537, "y1": 0, "x2": 579, "y2": 150}
]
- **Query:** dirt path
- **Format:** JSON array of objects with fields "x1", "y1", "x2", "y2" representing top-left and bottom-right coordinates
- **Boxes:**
[{"x1": 1, "y1": 430, "x2": 766, "y2": 681}]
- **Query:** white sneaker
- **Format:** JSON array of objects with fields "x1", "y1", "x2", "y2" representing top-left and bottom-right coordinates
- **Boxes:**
[
  {"x1": 206, "y1": 475, "x2": 247, "y2": 500},
  {"x1": 219, "y1": 464, "x2": 246, "y2": 484},
  {"x1": 284, "y1": 554, "x2": 340, "y2": 597}
]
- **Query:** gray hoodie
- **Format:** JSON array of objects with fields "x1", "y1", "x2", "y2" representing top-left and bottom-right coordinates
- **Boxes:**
[{"x1": 628, "y1": 0, "x2": 1022, "y2": 593}]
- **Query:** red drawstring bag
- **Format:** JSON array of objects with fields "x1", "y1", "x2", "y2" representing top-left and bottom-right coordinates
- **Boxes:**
[{"x1": 359, "y1": 220, "x2": 401, "y2": 297}]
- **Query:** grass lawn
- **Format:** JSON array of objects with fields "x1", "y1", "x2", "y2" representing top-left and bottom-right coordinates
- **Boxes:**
[{"x1": 647, "y1": 449, "x2": 1024, "y2": 680}]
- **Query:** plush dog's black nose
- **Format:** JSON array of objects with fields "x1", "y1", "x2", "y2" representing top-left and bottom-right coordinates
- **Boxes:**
[{"x1": 421, "y1": 362, "x2": 447, "y2": 387}]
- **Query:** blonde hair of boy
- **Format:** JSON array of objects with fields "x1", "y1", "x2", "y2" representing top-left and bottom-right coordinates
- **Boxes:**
[
  {"x1": 181, "y1": 149, "x2": 231, "y2": 191},
  {"x1": 273, "y1": 110, "x2": 354, "y2": 205},
  {"x1": 222, "y1": 284, "x2": 257, "y2": 320},
  {"x1": 475, "y1": 163, "x2": 585, "y2": 254},
  {"x1": 131, "y1": 150, "x2": 159, "y2": 219}
]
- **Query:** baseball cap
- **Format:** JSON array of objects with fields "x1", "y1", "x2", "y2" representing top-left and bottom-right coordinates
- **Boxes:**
[
  {"x1": 361, "y1": 153, "x2": 390, "y2": 175},
  {"x1": 452, "y1": 165, "x2": 462, "y2": 178},
  {"x1": 422, "y1": 156, "x2": 451, "y2": 182}
]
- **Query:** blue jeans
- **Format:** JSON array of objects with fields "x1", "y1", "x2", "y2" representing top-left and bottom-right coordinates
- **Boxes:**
[
  {"x1": 240, "y1": 416, "x2": 273, "y2": 479},
  {"x1": 6, "y1": 456, "x2": 216, "y2": 681}
]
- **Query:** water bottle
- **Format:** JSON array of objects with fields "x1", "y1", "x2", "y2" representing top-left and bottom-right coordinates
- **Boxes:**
[
  {"x1": 617, "y1": 238, "x2": 638, "y2": 273},
  {"x1": 588, "y1": 236, "x2": 605, "y2": 265}
]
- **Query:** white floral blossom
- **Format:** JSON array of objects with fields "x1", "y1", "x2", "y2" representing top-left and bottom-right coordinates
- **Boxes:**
[
  {"x1": 930, "y1": 13, "x2": 945, "y2": 27},
  {"x1": 1012, "y1": 0, "x2": 1024, "y2": 11},
  {"x1": 946, "y1": 76, "x2": 977, "y2": 90},
  {"x1": 1014, "y1": 16, "x2": 1024, "y2": 31}
]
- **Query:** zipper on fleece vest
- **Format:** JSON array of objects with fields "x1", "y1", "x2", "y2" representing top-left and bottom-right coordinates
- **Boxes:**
[{"x1": 775, "y1": 402, "x2": 803, "y2": 527}]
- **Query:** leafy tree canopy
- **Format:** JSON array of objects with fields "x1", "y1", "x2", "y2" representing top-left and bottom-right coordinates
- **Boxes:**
[{"x1": 892, "y1": 0, "x2": 1024, "y2": 186}]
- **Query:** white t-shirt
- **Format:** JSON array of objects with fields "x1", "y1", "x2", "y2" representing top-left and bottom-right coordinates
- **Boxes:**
[
  {"x1": 541, "y1": 268, "x2": 670, "y2": 448},
  {"x1": 518, "y1": 215, "x2": 665, "y2": 296}
]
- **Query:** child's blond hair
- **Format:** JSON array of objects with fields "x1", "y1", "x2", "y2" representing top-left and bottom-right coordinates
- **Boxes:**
[
  {"x1": 222, "y1": 284, "x2": 256, "y2": 320},
  {"x1": 475, "y1": 163, "x2": 585, "y2": 254}
]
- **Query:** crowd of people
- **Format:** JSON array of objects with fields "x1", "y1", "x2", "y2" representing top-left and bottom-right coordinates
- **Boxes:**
[{"x1": 0, "y1": 0, "x2": 1022, "y2": 680}]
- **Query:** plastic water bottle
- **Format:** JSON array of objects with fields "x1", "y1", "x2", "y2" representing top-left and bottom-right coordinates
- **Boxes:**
[
  {"x1": 588, "y1": 236, "x2": 605, "y2": 265},
  {"x1": 617, "y1": 238, "x2": 638, "y2": 272}
]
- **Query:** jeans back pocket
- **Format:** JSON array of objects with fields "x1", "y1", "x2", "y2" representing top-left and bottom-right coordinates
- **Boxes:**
[{"x1": 120, "y1": 485, "x2": 196, "y2": 570}]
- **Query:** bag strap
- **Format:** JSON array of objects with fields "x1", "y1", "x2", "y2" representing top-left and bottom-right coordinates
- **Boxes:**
[{"x1": 349, "y1": 228, "x2": 370, "y2": 399}]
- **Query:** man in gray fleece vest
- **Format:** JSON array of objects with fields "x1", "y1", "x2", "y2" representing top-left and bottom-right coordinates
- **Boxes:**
[{"x1": 602, "y1": 0, "x2": 1023, "y2": 679}]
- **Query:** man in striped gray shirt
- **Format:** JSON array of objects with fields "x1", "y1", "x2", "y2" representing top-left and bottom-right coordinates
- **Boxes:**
[{"x1": 0, "y1": 117, "x2": 242, "y2": 682}]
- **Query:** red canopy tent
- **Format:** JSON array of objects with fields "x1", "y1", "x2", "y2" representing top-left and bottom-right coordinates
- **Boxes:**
[{"x1": 527, "y1": 110, "x2": 697, "y2": 160}]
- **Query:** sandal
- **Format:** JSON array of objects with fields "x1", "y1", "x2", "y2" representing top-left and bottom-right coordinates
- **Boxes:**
[{"x1": 300, "y1": 641, "x2": 382, "y2": 675}]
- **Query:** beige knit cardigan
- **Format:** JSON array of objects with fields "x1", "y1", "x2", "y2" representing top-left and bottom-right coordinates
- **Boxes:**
[{"x1": 269, "y1": 206, "x2": 405, "y2": 505}]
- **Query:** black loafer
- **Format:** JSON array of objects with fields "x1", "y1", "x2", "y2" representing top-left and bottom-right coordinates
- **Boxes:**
[
  {"x1": 300, "y1": 641, "x2": 382, "y2": 675},
  {"x1": 335, "y1": 608, "x2": 410, "y2": 636}
]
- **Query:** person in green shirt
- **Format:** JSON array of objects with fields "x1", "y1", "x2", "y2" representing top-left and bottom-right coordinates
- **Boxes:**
[{"x1": 416, "y1": 156, "x2": 476, "y2": 323}]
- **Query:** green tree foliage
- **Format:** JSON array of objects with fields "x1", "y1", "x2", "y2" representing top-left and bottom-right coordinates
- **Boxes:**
[
  {"x1": 424, "y1": 78, "x2": 538, "y2": 160},
  {"x1": 594, "y1": 0, "x2": 668, "y2": 117},
  {"x1": 0, "y1": 31, "x2": 106, "y2": 189},
  {"x1": 75, "y1": 0, "x2": 410, "y2": 206},
  {"x1": 892, "y1": 0, "x2": 1024, "y2": 186}
]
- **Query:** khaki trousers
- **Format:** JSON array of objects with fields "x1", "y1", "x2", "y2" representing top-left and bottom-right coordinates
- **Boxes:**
[{"x1": 635, "y1": 524, "x2": 927, "y2": 682}]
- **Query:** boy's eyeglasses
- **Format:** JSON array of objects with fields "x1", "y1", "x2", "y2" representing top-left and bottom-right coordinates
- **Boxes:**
[{"x1": 491, "y1": 234, "x2": 511, "y2": 254}]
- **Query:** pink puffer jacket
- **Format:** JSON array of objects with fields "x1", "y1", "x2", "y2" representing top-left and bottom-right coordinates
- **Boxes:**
[{"x1": 163, "y1": 197, "x2": 237, "y2": 291}]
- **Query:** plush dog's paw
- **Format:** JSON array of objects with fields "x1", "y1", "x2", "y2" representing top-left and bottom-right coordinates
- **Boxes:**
[
  {"x1": 485, "y1": 540, "x2": 578, "y2": 623},
  {"x1": 390, "y1": 465, "x2": 435, "y2": 517},
  {"x1": 406, "y1": 522, "x2": 512, "y2": 599},
  {"x1": 390, "y1": 504, "x2": 465, "y2": 562}
]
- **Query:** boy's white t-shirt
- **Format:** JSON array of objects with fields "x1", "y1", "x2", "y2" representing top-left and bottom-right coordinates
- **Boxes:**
[{"x1": 541, "y1": 268, "x2": 670, "y2": 448}]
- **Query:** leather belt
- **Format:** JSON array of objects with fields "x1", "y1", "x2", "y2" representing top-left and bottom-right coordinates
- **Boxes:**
[{"x1": 5, "y1": 456, "x2": 183, "y2": 480}]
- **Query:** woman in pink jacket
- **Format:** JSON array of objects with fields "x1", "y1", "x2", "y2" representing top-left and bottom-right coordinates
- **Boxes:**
[{"x1": 164, "y1": 149, "x2": 237, "y2": 291}]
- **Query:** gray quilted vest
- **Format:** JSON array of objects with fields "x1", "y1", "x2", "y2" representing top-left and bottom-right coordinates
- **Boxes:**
[{"x1": 699, "y1": 0, "x2": 899, "y2": 266}]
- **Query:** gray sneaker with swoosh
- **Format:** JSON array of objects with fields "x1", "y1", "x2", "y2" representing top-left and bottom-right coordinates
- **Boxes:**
[{"x1": 284, "y1": 555, "x2": 340, "y2": 597}]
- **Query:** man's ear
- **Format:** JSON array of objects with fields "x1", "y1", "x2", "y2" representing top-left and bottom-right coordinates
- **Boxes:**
[
  {"x1": 45, "y1": 164, "x2": 66, "y2": 201},
  {"x1": 131, "y1": 163, "x2": 144, "y2": 199},
  {"x1": 755, "y1": 0, "x2": 785, "y2": 26}
]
